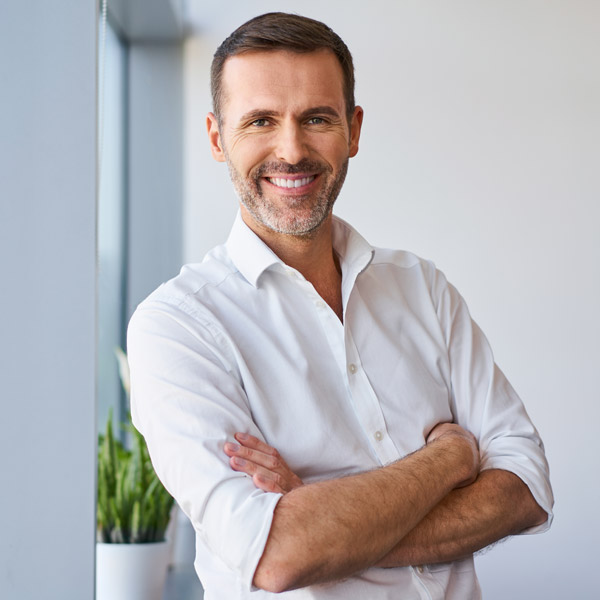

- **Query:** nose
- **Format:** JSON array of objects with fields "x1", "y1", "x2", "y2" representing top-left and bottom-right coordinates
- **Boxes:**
[{"x1": 274, "y1": 120, "x2": 307, "y2": 165}]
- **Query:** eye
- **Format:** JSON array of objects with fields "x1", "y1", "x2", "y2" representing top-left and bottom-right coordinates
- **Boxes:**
[
  {"x1": 307, "y1": 117, "x2": 326, "y2": 125},
  {"x1": 251, "y1": 118, "x2": 270, "y2": 127}
]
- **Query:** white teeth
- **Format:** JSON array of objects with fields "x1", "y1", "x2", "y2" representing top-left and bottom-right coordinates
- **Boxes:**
[{"x1": 268, "y1": 176, "x2": 314, "y2": 189}]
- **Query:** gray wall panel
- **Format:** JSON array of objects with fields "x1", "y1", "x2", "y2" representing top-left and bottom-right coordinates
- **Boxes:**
[{"x1": 0, "y1": 1, "x2": 97, "y2": 599}]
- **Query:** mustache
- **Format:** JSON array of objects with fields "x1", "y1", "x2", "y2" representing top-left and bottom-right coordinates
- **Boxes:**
[{"x1": 254, "y1": 159, "x2": 330, "y2": 178}]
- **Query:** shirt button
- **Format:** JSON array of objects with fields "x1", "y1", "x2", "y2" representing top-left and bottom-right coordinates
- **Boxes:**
[
  {"x1": 316, "y1": 300, "x2": 327, "y2": 309},
  {"x1": 348, "y1": 363, "x2": 357, "y2": 374},
  {"x1": 417, "y1": 565, "x2": 424, "y2": 573},
  {"x1": 374, "y1": 430, "x2": 383, "y2": 441}
]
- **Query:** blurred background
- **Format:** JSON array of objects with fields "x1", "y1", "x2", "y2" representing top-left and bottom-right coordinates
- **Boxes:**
[{"x1": 1, "y1": 1, "x2": 598, "y2": 598}]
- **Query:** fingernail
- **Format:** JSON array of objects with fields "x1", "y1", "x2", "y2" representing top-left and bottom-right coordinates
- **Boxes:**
[
  {"x1": 236, "y1": 433, "x2": 249, "y2": 441},
  {"x1": 233, "y1": 456, "x2": 246, "y2": 466},
  {"x1": 225, "y1": 442, "x2": 240, "y2": 452}
]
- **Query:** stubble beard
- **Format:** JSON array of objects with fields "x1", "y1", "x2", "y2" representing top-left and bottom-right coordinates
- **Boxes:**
[{"x1": 225, "y1": 155, "x2": 349, "y2": 238}]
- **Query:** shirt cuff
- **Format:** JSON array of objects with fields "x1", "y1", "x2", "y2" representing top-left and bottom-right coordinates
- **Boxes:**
[
  {"x1": 200, "y1": 479, "x2": 283, "y2": 590},
  {"x1": 481, "y1": 439, "x2": 554, "y2": 535}
]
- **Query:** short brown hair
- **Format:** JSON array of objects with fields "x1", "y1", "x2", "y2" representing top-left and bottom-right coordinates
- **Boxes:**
[{"x1": 211, "y1": 12, "x2": 355, "y2": 124}]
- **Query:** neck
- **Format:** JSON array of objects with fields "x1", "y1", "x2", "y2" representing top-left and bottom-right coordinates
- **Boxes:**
[{"x1": 241, "y1": 208, "x2": 344, "y2": 321}]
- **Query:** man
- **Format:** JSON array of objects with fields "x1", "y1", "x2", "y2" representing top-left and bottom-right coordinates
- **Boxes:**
[{"x1": 128, "y1": 12, "x2": 553, "y2": 599}]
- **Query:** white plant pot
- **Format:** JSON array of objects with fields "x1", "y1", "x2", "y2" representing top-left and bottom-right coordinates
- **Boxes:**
[{"x1": 96, "y1": 541, "x2": 170, "y2": 600}]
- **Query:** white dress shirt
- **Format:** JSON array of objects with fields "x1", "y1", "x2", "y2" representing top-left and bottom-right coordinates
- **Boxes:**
[{"x1": 128, "y1": 213, "x2": 553, "y2": 600}]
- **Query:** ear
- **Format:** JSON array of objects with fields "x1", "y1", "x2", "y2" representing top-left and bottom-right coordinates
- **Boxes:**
[
  {"x1": 348, "y1": 106, "x2": 364, "y2": 158},
  {"x1": 206, "y1": 112, "x2": 226, "y2": 162}
]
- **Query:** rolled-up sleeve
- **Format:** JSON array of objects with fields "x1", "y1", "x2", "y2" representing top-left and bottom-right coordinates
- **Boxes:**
[
  {"x1": 433, "y1": 270, "x2": 554, "y2": 533},
  {"x1": 127, "y1": 299, "x2": 281, "y2": 588}
]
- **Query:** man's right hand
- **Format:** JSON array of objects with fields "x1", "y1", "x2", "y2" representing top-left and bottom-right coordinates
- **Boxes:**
[{"x1": 224, "y1": 432, "x2": 304, "y2": 494}]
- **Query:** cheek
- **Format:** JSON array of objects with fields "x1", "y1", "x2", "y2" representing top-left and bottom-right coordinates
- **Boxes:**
[
  {"x1": 307, "y1": 133, "x2": 351, "y2": 164},
  {"x1": 228, "y1": 139, "x2": 271, "y2": 176}
]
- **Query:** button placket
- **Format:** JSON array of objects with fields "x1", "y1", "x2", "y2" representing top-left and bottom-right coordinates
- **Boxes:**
[
  {"x1": 344, "y1": 326, "x2": 401, "y2": 465},
  {"x1": 293, "y1": 274, "x2": 346, "y2": 380}
]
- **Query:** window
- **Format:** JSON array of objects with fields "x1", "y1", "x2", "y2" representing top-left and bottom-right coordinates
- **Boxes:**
[{"x1": 97, "y1": 16, "x2": 128, "y2": 433}]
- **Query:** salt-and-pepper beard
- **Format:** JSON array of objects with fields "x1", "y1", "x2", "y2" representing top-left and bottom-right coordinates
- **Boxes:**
[{"x1": 225, "y1": 155, "x2": 349, "y2": 237}]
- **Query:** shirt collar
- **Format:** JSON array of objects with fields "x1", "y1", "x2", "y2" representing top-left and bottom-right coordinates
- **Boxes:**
[
  {"x1": 225, "y1": 211, "x2": 282, "y2": 287},
  {"x1": 225, "y1": 211, "x2": 374, "y2": 288},
  {"x1": 330, "y1": 215, "x2": 374, "y2": 280}
]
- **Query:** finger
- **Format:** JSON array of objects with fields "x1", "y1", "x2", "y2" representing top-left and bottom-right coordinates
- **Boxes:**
[
  {"x1": 224, "y1": 439, "x2": 304, "y2": 492},
  {"x1": 234, "y1": 432, "x2": 279, "y2": 457},
  {"x1": 224, "y1": 441, "x2": 242, "y2": 456},
  {"x1": 228, "y1": 454, "x2": 255, "y2": 475},
  {"x1": 225, "y1": 441, "x2": 285, "y2": 473},
  {"x1": 227, "y1": 449, "x2": 303, "y2": 493},
  {"x1": 253, "y1": 472, "x2": 286, "y2": 494},
  {"x1": 228, "y1": 455, "x2": 279, "y2": 481},
  {"x1": 229, "y1": 457, "x2": 287, "y2": 493}
]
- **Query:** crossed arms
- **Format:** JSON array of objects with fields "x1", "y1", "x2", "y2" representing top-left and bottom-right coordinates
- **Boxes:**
[
  {"x1": 128, "y1": 266, "x2": 553, "y2": 595},
  {"x1": 224, "y1": 424, "x2": 548, "y2": 593}
]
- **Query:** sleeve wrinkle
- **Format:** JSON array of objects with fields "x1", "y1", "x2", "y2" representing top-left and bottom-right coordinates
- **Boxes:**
[
  {"x1": 128, "y1": 300, "x2": 280, "y2": 587},
  {"x1": 426, "y1": 270, "x2": 553, "y2": 531}
]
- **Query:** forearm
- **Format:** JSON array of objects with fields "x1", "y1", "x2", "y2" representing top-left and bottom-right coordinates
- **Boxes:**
[
  {"x1": 253, "y1": 435, "x2": 477, "y2": 593},
  {"x1": 376, "y1": 468, "x2": 548, "y2": 568}
]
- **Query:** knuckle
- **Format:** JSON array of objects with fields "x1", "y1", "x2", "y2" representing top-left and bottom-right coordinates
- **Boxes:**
[
  {"x1": 265, "y1": 446, "x2": 279, "y2": 458},
  {"x1": 255, "y1": 474, "x2": 277, "y2": 493},
  {"x1": 266, "y1": 455, "x2": 279, "y2": 469}
]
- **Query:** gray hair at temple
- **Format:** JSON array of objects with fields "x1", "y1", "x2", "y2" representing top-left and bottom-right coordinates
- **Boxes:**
[{"x1": 210, "y1": 12, "x2": 356, "y2": 125}]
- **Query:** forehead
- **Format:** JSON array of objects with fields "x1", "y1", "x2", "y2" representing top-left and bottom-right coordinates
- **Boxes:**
[{"x1": 220, "y1": 49, "x2": 346, "y2": 121}]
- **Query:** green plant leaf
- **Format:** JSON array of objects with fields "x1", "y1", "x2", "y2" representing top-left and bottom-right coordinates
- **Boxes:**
[{"x1": 97, "y1": 359, "x2": 175, "y2": 544}]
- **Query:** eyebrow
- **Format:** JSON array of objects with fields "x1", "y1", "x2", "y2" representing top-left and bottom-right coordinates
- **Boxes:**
[
  {"x1": 238, "y1": 105, "x2": 343, "y2": 124},
  {"x1": 299, "y1": 106, "x2": 343, "y2": 121},
  {"x1": 238, "y1": 109, "x2": 279, "y2": 123}
]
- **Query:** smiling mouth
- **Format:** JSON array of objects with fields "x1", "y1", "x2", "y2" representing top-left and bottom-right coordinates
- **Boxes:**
[{"x1": 266, "y1": 175, "x2": 316, "y2": 189}]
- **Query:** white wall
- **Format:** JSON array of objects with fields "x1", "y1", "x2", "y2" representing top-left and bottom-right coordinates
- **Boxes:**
[
  {"x1": 0, "y1": 1, "x2": 97, "y2": 598},
  {"x1": 183, "y1": 2, "x2": 600, "y2": 598}
]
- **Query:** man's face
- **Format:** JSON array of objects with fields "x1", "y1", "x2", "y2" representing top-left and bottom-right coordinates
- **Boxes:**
[{"x1": 207, "y1": 49, "x2": 363, "y2": 238}]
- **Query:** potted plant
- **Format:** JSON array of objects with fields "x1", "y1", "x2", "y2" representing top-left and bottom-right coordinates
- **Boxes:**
[{"x1": 96, "y1": 369, "x2": 175, "y2": 600}]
